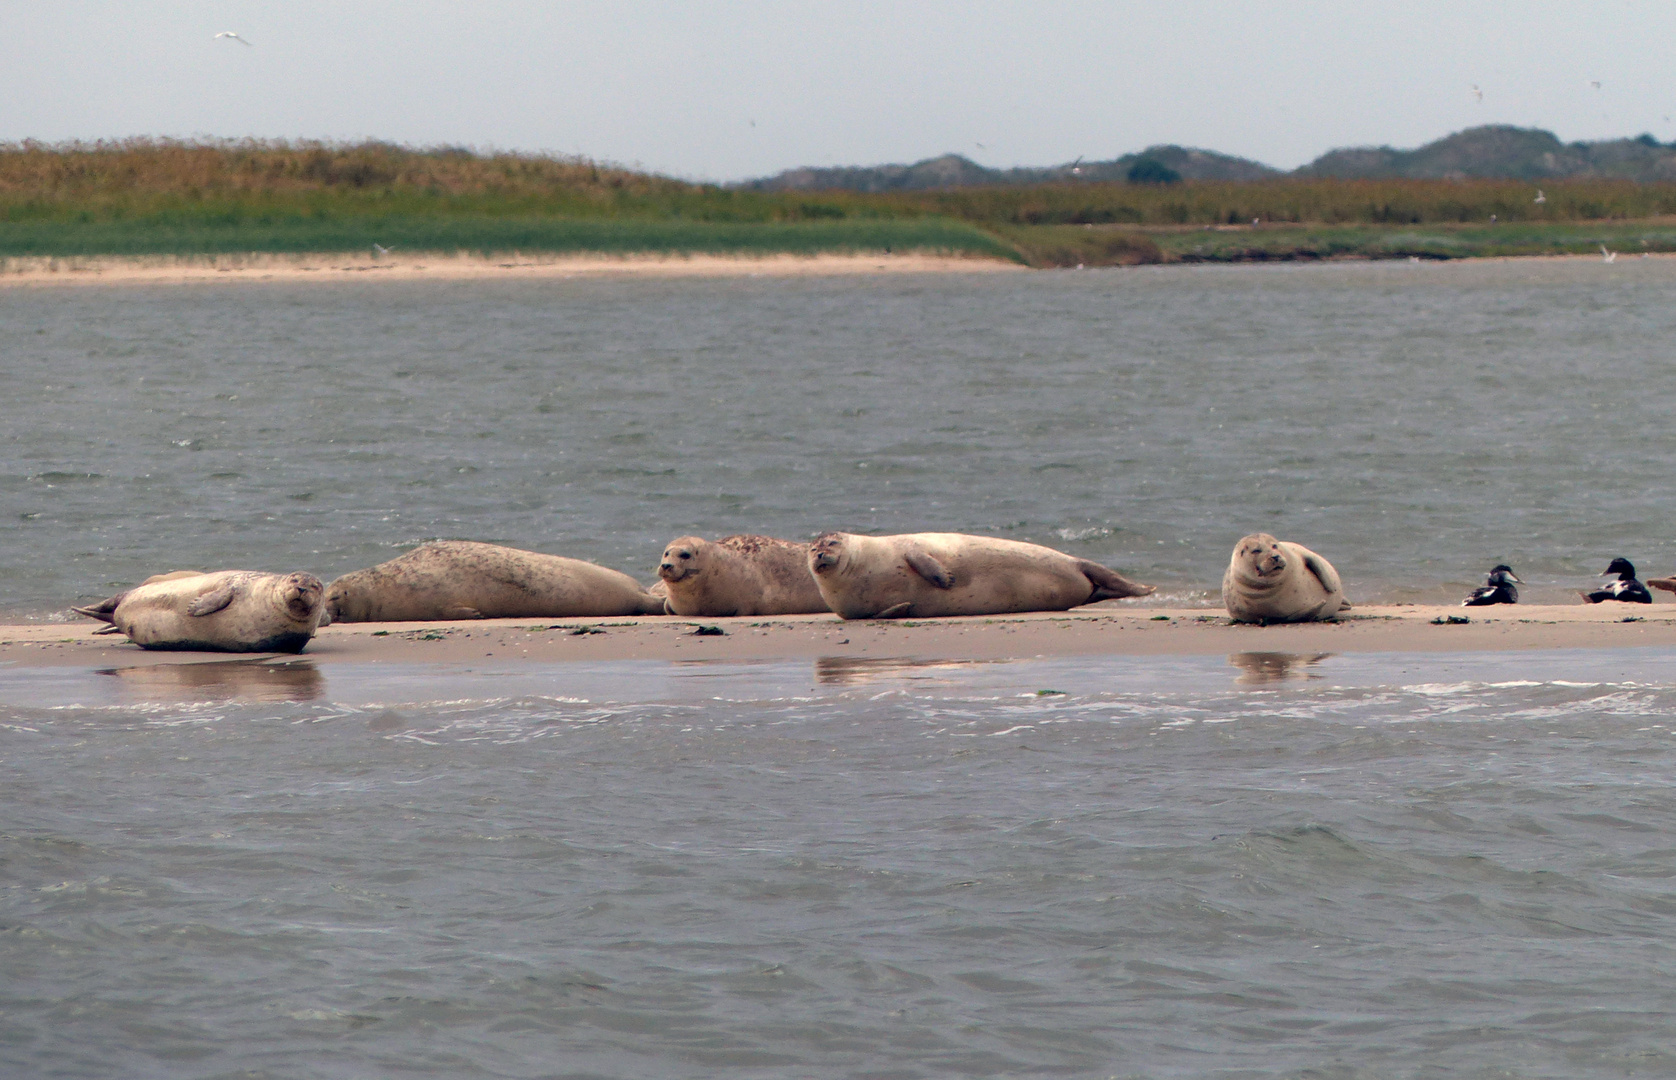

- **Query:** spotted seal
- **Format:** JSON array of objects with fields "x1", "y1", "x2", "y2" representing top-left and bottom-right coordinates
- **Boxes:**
[
  {"x1": 1222, "y1": 533, "x2": 1350, "y2": 624},
  {"x1": 74, "y1": 570, "x2": 328, "y2": 652},
  {"x1": 657, "y1": 534, "x2": 830, "y2": 616},
  {"x1": 324, "y1": 540, "x2": 664, "y2": 621},
  {"x1": 808, "y1": 531, "x2": 1154, "y2": 619}
]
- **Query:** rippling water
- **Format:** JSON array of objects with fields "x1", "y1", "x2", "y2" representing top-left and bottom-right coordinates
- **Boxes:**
[
  {"x1": 5, "y1": 258, "x2": 1676, "y2": 618},
  {"x1": 8, "y1": 261, "x2": 1676, "y2": 1077},
  {"x1": 7, "y1": 650, "x2": 1676, "y2": 1077}
]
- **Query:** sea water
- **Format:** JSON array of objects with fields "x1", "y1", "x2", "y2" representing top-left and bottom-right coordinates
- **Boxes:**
[
  {"x1": 6, "y1": 260, "x2": 1676, "y2": 1077},
  {"x1": 7, "y1": 651, "x2": 1676, "y2": 1077},
  {"x1": 4, "y1": 258, "x2": 1676, "y2": 617}
]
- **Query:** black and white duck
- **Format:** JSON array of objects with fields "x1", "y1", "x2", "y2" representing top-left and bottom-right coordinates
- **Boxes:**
[
  {"x1": 1581, "y1": 557, "x2": 1652, "y2": 604},
  {"x1": 1462, "y1": 564, "x2": 1521, "y2": 606}
]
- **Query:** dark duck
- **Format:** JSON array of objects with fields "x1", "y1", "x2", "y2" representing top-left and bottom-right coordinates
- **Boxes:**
[
  {"x1": 1581, "y1": 557, "x2": 1652, "y2": 604},
  {"x1": 1462, "y1": 564, "x2": 1521, "y2": 606}
]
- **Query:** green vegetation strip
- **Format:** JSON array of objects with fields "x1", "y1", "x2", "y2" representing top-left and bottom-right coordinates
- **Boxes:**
[
  {"x1": 0, "y1": 216, "x2": 1019, "y2": 261},
  {"x1": 1152, "y1": 221, "x2": 1676, "y2": 262}
]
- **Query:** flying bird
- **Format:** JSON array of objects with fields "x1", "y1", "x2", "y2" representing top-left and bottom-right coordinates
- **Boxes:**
[
  {"x1": 1590, "y1": 80, "x2": 1602, "y2": 90},
  {"x1": 372, "y1": 243, "x2": 393, "y2": 258},
  {"x1": 1069, "y1": 155, "x2": 1083, "y2": 176},
  {"x1": 1601, "y1": 244, "x2": 1617, "y2": 263},
  {"x1": 214, "y1": 31, "x2": 254, "y2": 46},
  {"x1": 1471, "y1": 84, "x2": 1483, "y2": 103},
  {"x1": 1534, "y1": 189, "x2": 1546, "y2": 204}
]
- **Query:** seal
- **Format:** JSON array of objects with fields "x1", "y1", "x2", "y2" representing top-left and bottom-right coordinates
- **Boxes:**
[
  {"x1": 324, "y1": 540, "x2": 665, "y2": 622},
  {"x1": 657, "y1": 534, "x2": 830, "y2": 616},
  {"x1": 73, "y1": 570, "x2": 328, "y2": 652},
  {"x1": 807, "y1": 531, "x2": 1154, "y2": 619},
  {"x1": 1222, "y1": 533, "x2": 1350, "y2": 624}
]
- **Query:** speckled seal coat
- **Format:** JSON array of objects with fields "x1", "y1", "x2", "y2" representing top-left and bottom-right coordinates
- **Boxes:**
[
  {"x1": 657, "y1": 534, "x2": 830, "y2": 616},
  {"x1": 808, "y1": 531, "x2": 1154, "y2": 620},
  {"x1": 324, "y1": 540, "x2": 664, "y2": 622},
  {"x1": 74, "y1": 570, "x2": 327, "y2": 652},
  {"x1": 1222, "y1": 533, "x2": 1350, "y2": 624}
]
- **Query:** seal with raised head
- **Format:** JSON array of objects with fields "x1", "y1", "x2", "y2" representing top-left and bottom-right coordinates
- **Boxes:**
[
  {"x1": 1222, "y1": 533, "x2": 1350, "y2": 624},
  {"x1": 658, "y1": 534, "x2": 830, "y2": 616},
  {"x1": 324, "y1": 540, "x2": 665, "y2": 622},
  {"x1": 807, "y1": 531, "x2": 1154, "y2": 620},
  {"x1": 73, "y1": 570, "x2": 328, "y2": 652}
]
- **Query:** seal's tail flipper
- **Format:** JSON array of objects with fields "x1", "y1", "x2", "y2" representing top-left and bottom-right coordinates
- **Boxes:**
[
  {"x1": 72, "y1": 593, "x2": 126, "y2": 624},
  {"x1": 1078, "y1": 560, "x2": 1155, "y2": 601},
  {"x1": 1649, "y1": 576, "x2": 1676, "y2": 594}
]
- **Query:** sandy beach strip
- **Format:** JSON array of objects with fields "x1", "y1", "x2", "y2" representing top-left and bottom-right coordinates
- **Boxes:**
[
  {"x1": 0, "y1": 251, "x2": 1023, "y2": 288},
  {"x1": 4, "y1": 605, "x2": 1676, "y2": 670}
]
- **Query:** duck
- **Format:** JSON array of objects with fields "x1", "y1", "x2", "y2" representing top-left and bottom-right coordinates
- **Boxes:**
[
  {"x1": 1462, "y1": 564, "x2": 1521, "y2": 606},
  {"x1": 1581, "y1": 557, "x2": 1652, "y2": 604}
]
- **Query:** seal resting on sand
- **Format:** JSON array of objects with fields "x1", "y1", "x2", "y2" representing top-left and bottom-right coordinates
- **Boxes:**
[
  {"x1": 1222, "y1": 533, "x2": 1350, "y2": 624},
  {"x1": 657, "y1": 534, "x2": 830, "y2": 616},
  {"x1": 74, "y1": 570, "x2": 327, "y2": 652},
  {"x1": 807, "y1": 531, "x2": 1154, "y2": 620},
  {"x1": 324, "y1": 541, "x2": 665, "y2": 622}
]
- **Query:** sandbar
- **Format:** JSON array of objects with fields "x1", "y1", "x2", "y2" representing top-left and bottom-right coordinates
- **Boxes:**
[
  {"x1": 0, "y1": 251, "x2": 1022, "y2": 288},
  {"x1": 3, "y1": 605, "x2": 1675, "y2": 671}
]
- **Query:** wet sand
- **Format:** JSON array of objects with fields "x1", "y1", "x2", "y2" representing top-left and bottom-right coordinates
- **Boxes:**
[
  {"x1": 0, "y1": 251, "x2": 1022, "y2": 287},
  {"x1": 4, "y1": 605, "x2": 1676, "y2": 669}
]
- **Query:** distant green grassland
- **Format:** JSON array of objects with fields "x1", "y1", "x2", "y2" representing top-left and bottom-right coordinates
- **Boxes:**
[
  {"x1": 10, "y1": 140, "x2": 1676, "y2": 266},
  {"x1": 0, "y1": 214, "x2": 1017, "y2": 261}
]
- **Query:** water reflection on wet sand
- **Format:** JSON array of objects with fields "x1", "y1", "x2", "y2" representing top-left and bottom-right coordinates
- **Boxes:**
[
  {"x1": 1228, "y1": 651, "x2": 1334, "y2": 686},
  {"x1": 97, "y1": 659, "x2": 325, "y2": 703}
]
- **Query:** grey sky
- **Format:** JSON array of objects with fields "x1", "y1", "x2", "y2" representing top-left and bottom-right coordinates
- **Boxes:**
[{"x1": 3, "y1": 2, "x2": 1669, "y2": 181}]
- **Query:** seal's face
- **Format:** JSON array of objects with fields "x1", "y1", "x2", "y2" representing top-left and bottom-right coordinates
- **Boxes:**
[
  {"x1": 280, "y1": 572, "x2": 325, "y2": 620},
  {"x1": 659, "y1": 539, "x2": 704, "y2": 583},
  {"x1": 1234, "y1": 534, "x2": 1287, "y2": 578},
  {"x1": 809, "y1": 533, "x2": 848, "y2": 576}
]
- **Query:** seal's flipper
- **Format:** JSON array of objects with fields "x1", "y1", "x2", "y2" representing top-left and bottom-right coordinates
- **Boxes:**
[
  {"x1": 72, "y1": 594, "x2": 125, "y2": 624},
  {"x1": 1300, "y1": 551, "x2": 1344, "y2": 598},
  {"x1": 445, "y1": 606, "x2": 484, "y2": 620},
  {"x1": 1338, "y1": 598, "x2": 1353, "y2": 611},
  {"x1": 874, "y1": 602, "x2": 913, "y2": 619},
  {"x1": 91, "y1": 624, "x2": 124, "y2": 635},
  {"x1": 1077, "y1": 559, "x2": 1155, "y2": 601},
  {"x1": 187, "y1": 584, "x2": 236, "y2": 617},
  {"x1": 1649, "y1": 577, "x2": 1676, "y2": 594},
  {"x1": 904, "y1": 551, "x2": 954, "y2": 589}
]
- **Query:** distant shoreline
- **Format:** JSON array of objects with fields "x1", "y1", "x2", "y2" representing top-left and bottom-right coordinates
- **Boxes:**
[
  {"x1": 0, "y1": 250, "x2": 1024, "y2": 287},
  {"x1": 2, "y1": 243, "x2": 1670, "y2": 287}
]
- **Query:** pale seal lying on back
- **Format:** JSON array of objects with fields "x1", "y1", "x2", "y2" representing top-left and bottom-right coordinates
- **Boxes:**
[
  {"x1": 324, "y1": 540, "x2": 664, "y2": 622},
  {"x1": 658, "y1": 535, "x2": 830, "y2": 616},
  {"x1": 74, "y1": 570, "x2": 328, "y2": 652},
  {"x1": 808, "y1": 531, "x2": 1154, "y2": 620},
  {"x1": 1222, "y1": 533, "x2": 1350, "y2": 624}
]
